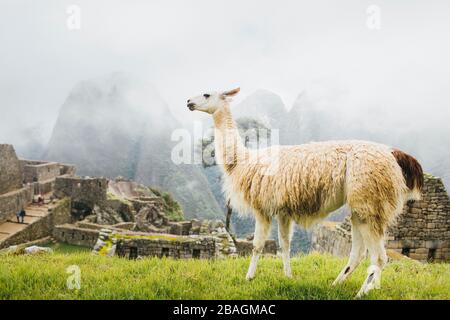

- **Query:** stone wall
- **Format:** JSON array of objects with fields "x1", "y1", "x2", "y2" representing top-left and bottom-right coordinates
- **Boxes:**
[
  {"x1": 53, "y1": 224, "x2": 99, "y2": 247},
  {"x1": 0, "y1": 187, "x2": 31, "y2": 223},
  {"x1": 387, "y1": 175, "x2": 449, "y2": 261},
  {"x1": 310, "y1": 222, "x2": 352, "y2": 258},
  {"x1": 0, "y1": 198, "x2": 71, "y2": 249},
  {"x1": 0, "y1": 214, "x2": 52, "y2": 249},
  {"x1": 310, "y1": 175, "x2": 450, "y2": 262},
  {"x1": 116, "y1": 236, "x2": 217, "y2": 259},
  {"x1": 235, "y1": 239, "x2": 278, "y2": 256},
  {"x1": 0, "y1": 236, "x2": 52, "y2": 254},
  {"x1": 30, "y1": 180, "x2": 55, "y2": 196},
  {"x1": 53, "y1": 223, "x2": 218, "y2": 257},
  {"x1": 20, "y1": 160, "x2": 76, "y2": 183},
  {"x1": 21, "y1": 161, "x2": 61, "y2": 183},
  {"x1": 0, "y1": 144, "x2": 23, "y2": 194},
  {"x1": 54, "y1": 176, "x2": 108, "y2": 209},
  {"x1": 59, "y1": 163, "x2": 76, "y2": 176},
  {"x1": 50, "y1": 197, "x2": 74, "y2": 226},
  {"x1": 53, "y1": 222, "x2": 277, "y2": 259}
]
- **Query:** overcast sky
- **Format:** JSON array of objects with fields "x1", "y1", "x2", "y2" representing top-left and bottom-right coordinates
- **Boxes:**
[{"x1": 1, "y1": 0, "x2": 449, "y2": 149}]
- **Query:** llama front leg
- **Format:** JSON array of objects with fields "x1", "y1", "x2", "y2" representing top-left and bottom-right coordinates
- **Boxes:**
[
  {"x1": 277, "y1": 215, "x2": 294, "y2": 278},
  {"x1": 356, "y1": 225, "x2": 387, "y2": 298},
  {"x1": 333, "y1": 215, "x2": 366, "y2": 285},
  {"x1": 246, "y1": 214, "x2": 271, "y2": 280}
]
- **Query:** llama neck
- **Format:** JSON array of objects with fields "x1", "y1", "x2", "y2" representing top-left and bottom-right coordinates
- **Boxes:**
[{"x1": 212, "y1": 104, "x2": 246, "y2": 174}]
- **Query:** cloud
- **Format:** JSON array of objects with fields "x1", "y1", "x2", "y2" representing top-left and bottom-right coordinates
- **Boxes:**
[{"x1": 0, "y1": 0, "x2": 449, "y2": 158}]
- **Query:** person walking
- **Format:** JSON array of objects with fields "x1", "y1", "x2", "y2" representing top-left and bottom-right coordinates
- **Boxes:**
[
  {"x1": 19, "y1": 208, "x2": 26, "y2": 223},
  {"x1": 37, "y1": 194, "x2": 44, "y2": 206}
]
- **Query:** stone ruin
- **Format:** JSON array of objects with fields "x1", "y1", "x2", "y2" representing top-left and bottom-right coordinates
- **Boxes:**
[
  {"x1": 0, "y1": 144, "x2": 75, "y2": 224},
  {"x1": 0, "y1": 145, "x2": 75, "y2": 227},
  {"x1": 0, "y1": 144, "x2": 75, "y2": 248},
  {"x1": 51, "y1": 175, "x2": 276, "y2": 259},
  {"x1": 311, "y1": 174, "x2": 450, "y2": 262},
  {"x1": 6, "y1": 142, "x2": 447, "y2": 263},
  {"x1": 0, "y1": 141, "x2": 276, "y2": 259},
  {"x1": 0, "y1": 143, "x2": 277, "y2": 258}
]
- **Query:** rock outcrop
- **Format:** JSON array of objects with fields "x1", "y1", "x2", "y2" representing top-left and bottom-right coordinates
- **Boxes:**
[{"x1": 0, "y1": 144, "x2": 23, "y2": 194}]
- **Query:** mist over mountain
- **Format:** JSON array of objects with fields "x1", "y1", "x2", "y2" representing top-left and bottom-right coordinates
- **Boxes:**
[
  {"x1": 44, "y1": 73, "x2": 221, "y2": 219},
  {"x1": 232, "y1": 89, "x2": 287, "y2": 130},
  {"x1": 235, "y1": 88, "x2": 450, "y2": 190},
  {"x1": 12, "y1": 125, "x2": 47, "y2": 160}
]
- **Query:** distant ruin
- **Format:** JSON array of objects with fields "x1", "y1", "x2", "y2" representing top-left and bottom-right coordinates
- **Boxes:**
[
  {"x1": 2, "y1": 143, "x2": 448, "y2": 262},
  {"x1": 0, "y1": 144, "x2": 75, "y2": 247},
  {"x1": 311, "y1": 174, "x2": 450, "y2": 262},
  {"x1": 50, "y1": 176, "x2": 275, "y2": 259},
  {"x1": 0, "y1": 144, "x2": 276, "y2": 258}
]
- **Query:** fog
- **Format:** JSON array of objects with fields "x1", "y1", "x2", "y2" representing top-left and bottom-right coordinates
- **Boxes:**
[{"x1": 1, "y1": 1, "x2": 450, "y2": 181}]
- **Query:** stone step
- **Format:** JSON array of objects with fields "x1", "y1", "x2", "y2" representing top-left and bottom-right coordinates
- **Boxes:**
[
  {"x1": 24, "y1": 210, "x2": 48, "y2": 217},
  {"x1": 7, "y1": 214, "x2": 42, "y2": 224},
  {"x1": 26, "y1": 205, "x2": 49, "y2": 212},
  {"x1": 6, "y1": 219, "x2": 30, "y2": 225},
  {"x1": 26, "y1": 206, "x2": 48, "y2": 211},
  {"x1": 23, "y1": 216, "x2": 40, "y2": 224},
  {"x1": 0, "y1": 222, "x2": 28, "y2": 234},
  {"x1": 0, "y1": 203, "x2": 49, "y2": 244},
  {"x1": 0, "y1": 233, "x2": 10, "y2": 241}
]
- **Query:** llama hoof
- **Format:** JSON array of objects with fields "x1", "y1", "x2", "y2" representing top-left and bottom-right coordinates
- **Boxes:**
[
  {"x1": 332, "y1": 273, "x2": 346, "y2": 286},
  {"x1": 355, "y1": 284, "x2": 372, "y2": 299},
  {"x1": 355, "y1": 290, "x2": 365, "y2": 299},
  {"x1": 356, "y1": 275, "x2": 378, "y2": 298},
  {"x1": 355, "y1": 284, "x2": 372, "y2": 298},
  {"x1": 355, "y1": 281, "x2": 380, "y2": 298},
  {"x1": 246, "y1": 273, "x2": 255, "y2": 281}
]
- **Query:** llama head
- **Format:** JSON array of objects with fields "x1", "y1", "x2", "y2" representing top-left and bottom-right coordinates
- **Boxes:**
[{"x1": 187, "y1": 87, "x2": 240, "y2": 114}]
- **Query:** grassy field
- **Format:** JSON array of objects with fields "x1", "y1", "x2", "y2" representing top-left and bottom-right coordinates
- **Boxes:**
[{"x1": 0, "y1": 250, "x2": 448, "y2": 300}]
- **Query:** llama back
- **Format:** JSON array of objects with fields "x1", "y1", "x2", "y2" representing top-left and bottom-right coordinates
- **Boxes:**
[{"x1": 224, "y1": 143, "x2": 349, "y2": 222}]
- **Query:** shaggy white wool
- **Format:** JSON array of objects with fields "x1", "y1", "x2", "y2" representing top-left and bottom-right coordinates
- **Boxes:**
[
  {"x1": 213, "y1": 105, "x2": 413, "y2": 236},
  {"x1": 188, "y1": 88, "x2": 423, "y2": 297}
]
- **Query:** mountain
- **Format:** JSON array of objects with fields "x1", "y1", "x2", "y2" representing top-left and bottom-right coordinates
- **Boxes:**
[
  {"x1": 232, "y1": 89, "x2": 288, "y2": 130},
  {"x1": 280, "y1": 91, "x2": 334, "y2": 145},
  {"x1": 45, "y1": 73, "x2": 221, "y2": 219}
]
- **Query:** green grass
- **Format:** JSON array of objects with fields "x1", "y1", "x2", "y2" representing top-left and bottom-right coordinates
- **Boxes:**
[
  {"x1": 0, "y1": 252, "x2": 448, "y2": 300},
  {"x1": 46, "y1": 243, "x2": 91, "y2": 254}
]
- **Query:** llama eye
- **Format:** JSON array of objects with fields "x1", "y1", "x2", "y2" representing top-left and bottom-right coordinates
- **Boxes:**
[{"x1": 203, "y1": 94, "x2": 210, "y2": 99}]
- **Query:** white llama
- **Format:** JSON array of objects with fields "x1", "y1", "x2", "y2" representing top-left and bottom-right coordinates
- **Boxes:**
[{"x1": 187, "y1": 88, "x2": 423, "y2": 297}]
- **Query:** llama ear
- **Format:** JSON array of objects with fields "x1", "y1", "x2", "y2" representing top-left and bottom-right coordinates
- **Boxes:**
[{"x1": 222, "y1": 87, "x2": 240, "y2": 97}]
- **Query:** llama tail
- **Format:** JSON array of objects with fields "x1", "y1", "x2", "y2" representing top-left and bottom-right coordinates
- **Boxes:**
[{"x1": 392, "y1": 149, "x2": 424, "y2": 201}]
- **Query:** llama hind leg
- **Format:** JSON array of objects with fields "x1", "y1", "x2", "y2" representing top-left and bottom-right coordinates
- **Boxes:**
[
  {"x1": 277, "y1": 215, "x2": 294, "y2": 278},
  {"x1": 356, "y1": 224, "x2": 388, "y2": 298},
  {"x1": 246, "y1": 214, "x2": 272, "y2": 280},
  {"x1": 332, "y1": 215, "x2": 366, "y2": 285}
]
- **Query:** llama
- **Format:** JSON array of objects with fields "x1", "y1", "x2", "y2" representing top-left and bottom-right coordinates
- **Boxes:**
[{"x1": 187, "y1": 88, "x2": 423, "y2": 297}]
